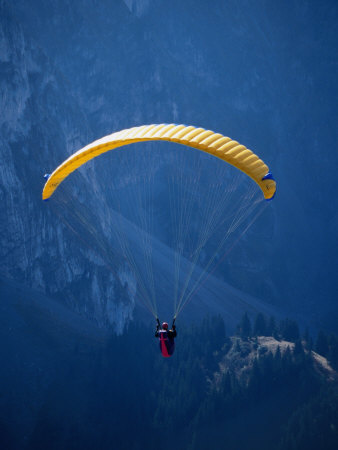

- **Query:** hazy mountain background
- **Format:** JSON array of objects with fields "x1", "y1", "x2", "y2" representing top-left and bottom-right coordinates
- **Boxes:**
[
  {"x1": 1, "y1": 0, "x2": 338, "y2": 448},
  {"x1": 2, "y1": 0, "x2": 337, "y2": 331}
]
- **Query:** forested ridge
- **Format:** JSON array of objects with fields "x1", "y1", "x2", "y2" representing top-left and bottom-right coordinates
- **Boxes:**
[{"x1": 3, "y1": 313, "x2": 337, "y2": 450}]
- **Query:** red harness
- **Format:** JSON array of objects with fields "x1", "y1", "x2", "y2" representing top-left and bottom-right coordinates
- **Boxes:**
[{"x1": 159, "y1": 330, "x2": 173, "y2": 358}]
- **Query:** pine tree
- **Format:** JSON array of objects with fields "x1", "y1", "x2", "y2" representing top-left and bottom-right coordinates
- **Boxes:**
[
  {"x1": 253, "y1": 312, "x2": 267, "y2": 336},
  {"x1": 279, "y1": 318, "x2": 300, "y2": 342},
  {"x1": 303, "y1": 327, "x2": 313, "y2": 351},
  {"x1": 268, "y1": 315, "x2": 278, "y2": 338},
  {"x1": 315, "y1": 330, "x2": 329, "y2": 357},
  {"x1": 238, "y1": 312, "x2": 252, "y2": 339},
  {"x1": 293, "y1": 338, "x2": 304, "y2": 357},
  {"x1": 328, "y1": 334, "x2": 338, "y2": 370}
]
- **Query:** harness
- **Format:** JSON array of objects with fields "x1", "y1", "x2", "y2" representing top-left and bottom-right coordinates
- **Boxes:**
[
  {"x1": 156, "y1": 318, "x2": 176, "y2": 358},
  {"x1": 158, "y1": 330, "x2": 175, "y2": 358}
]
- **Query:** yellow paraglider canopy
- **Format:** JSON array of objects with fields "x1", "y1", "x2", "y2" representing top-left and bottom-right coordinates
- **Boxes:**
[{"x1": 42, "y1": 124, "x2": 276, "y2": 200}]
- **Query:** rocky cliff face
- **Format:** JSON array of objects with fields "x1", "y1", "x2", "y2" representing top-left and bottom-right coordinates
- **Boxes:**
[{"x1": 0, "y1": 1, "x2": 135, "y2": 332}]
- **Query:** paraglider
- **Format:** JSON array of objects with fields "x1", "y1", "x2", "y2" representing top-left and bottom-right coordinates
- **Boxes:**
[
  {"x1": 155, "y1": 318, "x2": 177, "y2": 358},
  {"x1": 42, "y1": 124, "x2": 276, "y2": 201},
  {"x1": 42, "y1": 123, "x2": 276, "y2": 357}
]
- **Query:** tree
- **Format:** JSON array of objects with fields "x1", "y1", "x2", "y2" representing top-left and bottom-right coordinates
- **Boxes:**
[
  {"x1": 303, "y1": 327, "x2": 313, "y2": 351},
  {"x1": 293, "y1": 338, "x2": 304, "y2": 357},
  {"x1": 328, "y1": 334, "x2": 338, "y2": 370},
  {"x1": 253, "y1": 313, "x2": 267, "y2": 336},
  {"x1": 238, "y1": 312, "x2": 252, "y2": 339},
  {"x1": 315, "y1": 330, "x2": 329, "y2": 357},
  {"x1": 267, "y1": 315, "x2": 278, "y2": 338},
  {"x1": 279, "y1": 318, "x2": 300, "y2": 342}
]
